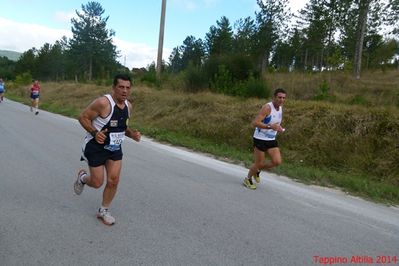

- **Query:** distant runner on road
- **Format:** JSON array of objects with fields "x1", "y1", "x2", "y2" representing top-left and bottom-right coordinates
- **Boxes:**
[
  {"x1": 0, "y1": 78, "x2": 5, "y2": 102},
  {"x1": 30, "y1": 80, "x2": 41, "y2": 115},
  {"x1": 74, "y1": 73, "x2": 141, "y2": 226}
]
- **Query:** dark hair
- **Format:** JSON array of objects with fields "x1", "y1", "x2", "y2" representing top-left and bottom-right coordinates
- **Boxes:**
[
  {"x1": 273, "y1": 88, "x2": 286, "y2": 96},
  {"x1": 113, "y1": 74, "x2": 132, "y2": 86}
]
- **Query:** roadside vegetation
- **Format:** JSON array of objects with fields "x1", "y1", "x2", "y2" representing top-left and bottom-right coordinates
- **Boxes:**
[
  {"x1": 1, "y1": 1, "x2": 398, "y2": 204},
  {"x1": 5, "y1": 69, "x2": 399, "y2": 205}
]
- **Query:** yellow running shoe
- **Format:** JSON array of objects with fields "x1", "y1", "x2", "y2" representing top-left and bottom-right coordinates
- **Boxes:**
[
  {"x1": 254, "y1": 171, "x2": 261, "y2": 183},
  {"x1": 243, "y1": 178, "x2": 256, "y2": 190}
]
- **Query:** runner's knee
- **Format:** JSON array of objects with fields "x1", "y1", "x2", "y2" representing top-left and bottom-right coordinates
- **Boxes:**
[
  {"x1": 91, "y1": 178, "x2": 104, "y2": 188},
  {"x1": 106, "y1": 175, "x2": 120, "y2": 187},
  {"x1": 255, "y1": 162, "x2": 266, "y2": 170},
  {"x1": 271, "y1": 158, "x2": 282, "y2": 166}
]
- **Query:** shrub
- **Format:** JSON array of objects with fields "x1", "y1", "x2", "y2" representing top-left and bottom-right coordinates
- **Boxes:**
[
  {"x1": 314, "y1": 80, "x2": 330, "y2": 100},
  {"x1": 140, "y1": 70, "x2": 157, "y2": 85},
  {"x1": 234, "y1": 75, "x2": 270, "y2": 98},
  {"x1": 349, "y1": 95, "x2": 369, "y2": 106},
  {"x1": 210, "y1": 64, "x2": 234, "y2": 95},
  {"x1": 226, "y1": 54, "x2": 255, "y2": 81},
  {"x1": 15, "y1": 72, "x2": 32, "y2": 86},
  {"x1": 183, "y1": 64, "x2": 207, "y2": 92}
]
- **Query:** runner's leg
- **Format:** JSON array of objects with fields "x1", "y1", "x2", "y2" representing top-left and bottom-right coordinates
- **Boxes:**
[
  {"x1": 102, "y1": 159, "x2": 122, "y2": 208},
  {"x1": 247, "y1": 147, "x2": 265, "y2": 179},
  {"x1": 85, "y1": 165, "x2": 106, "y2": 189},
  {"x1": 260, "y1": 147, "x2": 282, "y2": 170}
]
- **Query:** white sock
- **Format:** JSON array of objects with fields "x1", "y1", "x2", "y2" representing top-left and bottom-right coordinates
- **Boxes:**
[{"x1": 79, "y1": 173, "x2": 87, "y2": 183}]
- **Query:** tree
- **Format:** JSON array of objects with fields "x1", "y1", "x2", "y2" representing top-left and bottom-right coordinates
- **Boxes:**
[
  {"x1": 271, "y1": 40, "x2": 295, "y2": 70},
  {"x1": 295, "y1": 0, "x2": 352, "y2": 71},
  {"x1": 288, "y1": 28, "x2": 306, "y2": 70},
  {"x1": 36, "y1": 43, "x2": 53, "y2": 80},
  {"x1": 255, "y1": 0, "x2": 291, "y2": 73},
  {"x1": 0, "y1": 56, "x2": 16, "y2": 80},
  {"x1": 233, "y1": 17, "x2": 257, "y2": 57},
  {"x1": 68, "y1": 1, "x2": 118, "y2": 81},
  {"x1": 181, "y1": 36, "x2": 205, "y2": 69},
  {"x1": 353, "y1": 0, "x2": 375, "y2": 79},
  {"x1": 364, "y1": 36, "x2": 398, "y2": 69},
  {"x1": 15, "y1": 48, "x2": 37, "y2": 77},
  {"x1": 49, "y1": 37, "x2": 68, "y2": 80},
  {"x1": 387, "y1": 0, "x2": 399, "y2": 36},
  {"x1": 167, "y1": 36, "x2": 204, "y2": 73},
  {"x1": 168, "y1": 46, "x2": 183, "y2": 73},
  {"x1": 205, "y1": 16, "x2": 234, "y2": 57}
]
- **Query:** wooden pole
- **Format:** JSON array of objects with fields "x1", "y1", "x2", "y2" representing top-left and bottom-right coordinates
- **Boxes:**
[{"x1": 156, "y1": 0, "x2": 167, "y2": 80}]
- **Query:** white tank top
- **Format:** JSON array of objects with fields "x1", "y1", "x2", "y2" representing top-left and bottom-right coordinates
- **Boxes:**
[
  {"x1": 253, "y1": 102, "x2": 283, "y2": 141},
  {"x1": 84, "y1": 94, "x2": 129, "y2": 143}
]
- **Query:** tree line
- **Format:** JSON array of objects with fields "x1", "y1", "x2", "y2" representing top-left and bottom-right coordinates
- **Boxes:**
[
  {"x1": 168, "y1": 0, "x2": 398, "y2": 76},
  {"x1": 0, "y1": 0, "x2": 398, "y2": 96},
  {"x1": 0, "y1": 2, "x2": 126, "y2": 83}
]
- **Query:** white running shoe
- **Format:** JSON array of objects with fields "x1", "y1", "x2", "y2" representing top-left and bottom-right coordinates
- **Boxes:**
[
  {"x1": 74, "y1": 169, "x2": 87, "y2": 195},
  {"x1": 97, "y1": 208, "x2": 115, "y2": 226}
]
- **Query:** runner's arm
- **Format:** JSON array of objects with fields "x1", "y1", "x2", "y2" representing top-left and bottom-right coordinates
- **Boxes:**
[
  {"x1": 251, "y1": 104, "x2": 274, "y2": 129},
  {"x1": 78, "y1": 97, "x2": 108, "y2": 143},
  {"x1": 125, "y1": 101, "x2": 141, "y2": 142}
]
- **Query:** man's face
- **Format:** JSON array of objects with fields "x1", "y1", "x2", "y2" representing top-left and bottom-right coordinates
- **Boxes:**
[
  {"x1": 113, "y1": 79, "x2": 131, "y2": 102},
  {"x1": 273, "y1": 92, "x2": 286, "y2": 106}
]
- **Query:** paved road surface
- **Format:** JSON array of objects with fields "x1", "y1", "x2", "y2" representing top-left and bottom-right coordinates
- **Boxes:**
[{"x1": 0, "y1": 99, "x2": 398, "y2": 265}]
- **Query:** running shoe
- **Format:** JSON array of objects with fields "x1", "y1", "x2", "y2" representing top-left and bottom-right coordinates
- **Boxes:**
[
  {"x1": 97, "y1": 208, "x2": 115, "y2": 226},
  {"x1": 254, "y1": 170, "x2": 261, "y2": 183},
  {"x1": 74, "y1": 169, "x2": 87, "y2": 195},
  {"x1": 35, "y1": 111, "x2": 39, "y2": 115},
  {"x1": 243, "y1": 178, "x2": 256, "y2": 190}
]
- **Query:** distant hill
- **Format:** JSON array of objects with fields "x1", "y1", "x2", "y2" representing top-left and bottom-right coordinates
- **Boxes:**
[{"x1": 0, "y1": 49, "x2": 22, "y2": 61}]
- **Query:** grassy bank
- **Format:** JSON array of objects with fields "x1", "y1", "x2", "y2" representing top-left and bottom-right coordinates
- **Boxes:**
[{"x1": 6, "y1": 71, "x2": 399, "y2": 205}]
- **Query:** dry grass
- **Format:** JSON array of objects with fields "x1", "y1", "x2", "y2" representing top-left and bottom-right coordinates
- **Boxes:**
[
  {"x1": 130, "y1": 87, "x2": 399, "y2": 187},
  {"x1": 6, "y1": 70, "x2": 399, "y2": 203},
  {"x1": 264, "y1": 70, "x2": 399, "y2": 107}
]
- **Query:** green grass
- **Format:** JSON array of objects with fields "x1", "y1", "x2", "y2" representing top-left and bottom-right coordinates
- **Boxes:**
[
  {"x1": 274, "y1": 163, "x2": 399, "y2": 205},
  {"x1": 139, "y1": 124, "x2": 399, "y2": 206},
  {"x1": 40, "y1": 102, "x2": 80, "y2": 117},
  {"x1": 5, "y1": 73, "x2": 399, "y2": 206},
  {"x1": 140, "y1": 126, "x2": 253, "y2": 165}
]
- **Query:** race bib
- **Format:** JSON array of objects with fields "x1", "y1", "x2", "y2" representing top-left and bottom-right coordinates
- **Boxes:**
[{"x1": 104, "y1": 132, "x2": 125, "y2": 151}]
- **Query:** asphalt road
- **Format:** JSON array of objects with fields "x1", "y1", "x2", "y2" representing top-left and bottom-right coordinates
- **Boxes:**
[{"x1": 0, "y1": 99, "x2": 398, "y2": 266}]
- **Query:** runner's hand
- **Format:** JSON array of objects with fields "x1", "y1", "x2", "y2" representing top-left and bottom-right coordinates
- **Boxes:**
[
  {"x1": 131, "y1": 129, "x2": 141, "y2": 142},
  {"x1": 95, "y1": 129, "x2": 108, "y2": 144}
]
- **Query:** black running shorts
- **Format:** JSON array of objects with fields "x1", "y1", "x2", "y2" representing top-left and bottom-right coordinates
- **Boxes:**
[
  {"x1": 83, "y1": 139, "x2": 123, "y2": 167},
  {"x1": 253, "y1": 137, "x2": 278, "y2": 152}
]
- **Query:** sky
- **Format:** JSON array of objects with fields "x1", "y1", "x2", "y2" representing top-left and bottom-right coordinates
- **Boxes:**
[{"x1": 0, "y1": 0, "x2": 307, "y2": 69}]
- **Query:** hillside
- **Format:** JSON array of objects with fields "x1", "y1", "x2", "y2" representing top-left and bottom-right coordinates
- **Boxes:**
[{"x1": 0, "y1": 49, "x2": 22, "y2": 61}]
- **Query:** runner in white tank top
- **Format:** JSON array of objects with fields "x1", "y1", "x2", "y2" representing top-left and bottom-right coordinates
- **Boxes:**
[{"x1": 243, "y1": 88, "x2": 287, "y2": 190}]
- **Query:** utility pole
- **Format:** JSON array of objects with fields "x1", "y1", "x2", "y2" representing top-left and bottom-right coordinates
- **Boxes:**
[
  {"x1": 156, "y1": 0, "x2": 167, "y2": 80},
  {"x1": 353, "y1": 0, "x2": 371, "y2": 79}
]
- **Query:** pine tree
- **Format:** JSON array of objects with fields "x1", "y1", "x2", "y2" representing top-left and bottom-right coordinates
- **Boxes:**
[{"x1": 68, "y1": 1, "x2": 118, "y2": 81}]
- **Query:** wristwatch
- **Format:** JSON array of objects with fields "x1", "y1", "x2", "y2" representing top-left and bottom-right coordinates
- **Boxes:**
[{"x1": 90, "y1": 130, "x2": 98, "y2": 137}]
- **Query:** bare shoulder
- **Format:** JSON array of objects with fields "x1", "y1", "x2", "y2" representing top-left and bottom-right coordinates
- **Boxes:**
[
  {"x1": 87, "y1": 96, "x2": 110, "y2": 116},
  {"x1": 96, "y1": 95, "x2": 111, "y2": 105},
  {"x1": 260, "y1": 102, "x2": 271, "y2": 114},
  {"x1": 126, "y1": 100, "x2": 133, "y2": 111}
]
